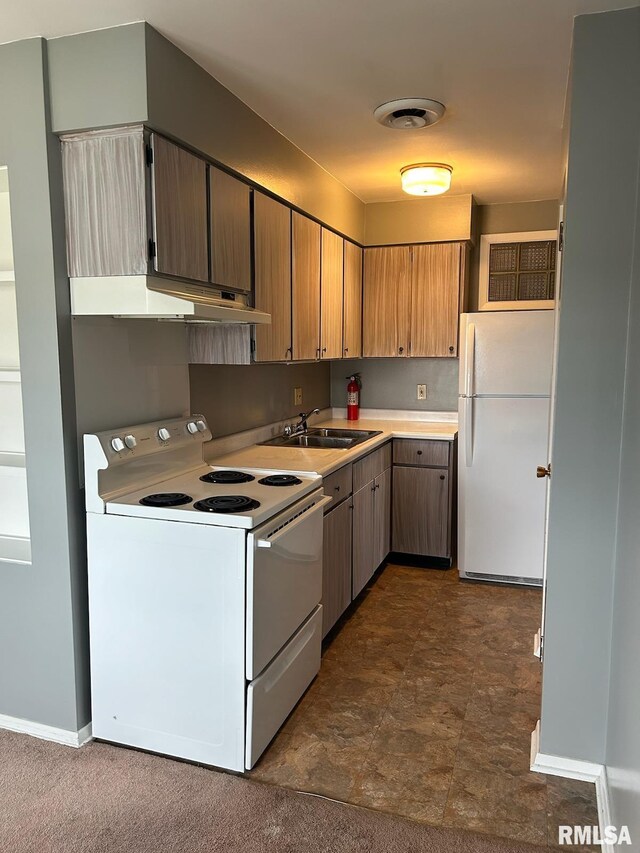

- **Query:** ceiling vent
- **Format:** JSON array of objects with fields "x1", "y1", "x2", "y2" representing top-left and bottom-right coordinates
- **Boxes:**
[{"x1": 373, "y1": 98, "x2": 445, "y2": 130}]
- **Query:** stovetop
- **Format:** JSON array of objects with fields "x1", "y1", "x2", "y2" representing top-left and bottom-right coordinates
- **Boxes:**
[{"x1": 105, "y1": 466, "x2": 322, "y2": 529}]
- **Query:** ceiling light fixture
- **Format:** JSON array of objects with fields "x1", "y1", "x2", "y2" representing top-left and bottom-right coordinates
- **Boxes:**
[
  {"x1": 374, "y1": 98, "x2": 446, "y2": 130},
  {"x1": 400, "y1": 163, "x2": 453, "y2": 196}
]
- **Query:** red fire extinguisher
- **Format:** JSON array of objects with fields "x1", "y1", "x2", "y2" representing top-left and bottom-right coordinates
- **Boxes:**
[{"x1": 346, "y1": 373, "x2": 361, "y2": 421}]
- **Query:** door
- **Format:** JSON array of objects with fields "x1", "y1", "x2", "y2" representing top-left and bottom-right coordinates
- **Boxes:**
[
  {"x1": 411, "y1": 243, "x2": 462, "y2": 356},
  {"x1": 363, "y1": 246, "x2": 411, "y2": 357},
  {"x1": 352, "y1": 481, "x2": 375, "y2": 597},
  {"x1": 373, "y1": 466, "x2": 391, "y2": 567},
  {"x1": 292, "y1": 212, "x2": 321, "y2": 361},
  {"x1": 459, "y1": 311, "x2": 555, "y2": 397},
  {"x1": 343, "y1": 241, "x2": 362, "y2": 358},
  {"x1": 209, "y1": 166, "x2": 251, "y2": 292},
  {"x1": 247, "y1": 492, "x2": 328, "y2": 679},
  {"x1": 322, "y1": 499, "x2": 353, "y2": 637},
  {"x1": 320, "y1": 228, "x2": 344, "y2": 359},
  {"x1": 253, "y1": 192, "x2": 292, "y2": 362},
  {"x1": 150, "y1": 134, "x2": 209, "y2": 282},
  {"x1": 392, "y1": 466, "x2": 449, "y2": 557},
  {"x1": 458, "y1": 396, "x2": 549, "y2": 582},
  {"x1": 539, "y1": 206, "x2": 563, "y2": 657}
]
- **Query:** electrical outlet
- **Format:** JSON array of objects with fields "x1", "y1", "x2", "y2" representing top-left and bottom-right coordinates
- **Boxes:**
[
  {"x1": 294, "y1": 387, "x2": 303, "y2": 406},
  {"x1": 417, "y1": 384, "x2": 427, "y2": 401}
]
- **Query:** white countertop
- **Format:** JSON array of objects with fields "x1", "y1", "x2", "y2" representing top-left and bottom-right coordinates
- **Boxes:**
[{"x1": 210, "y1": 417, "x2": 458, "y2": 478}]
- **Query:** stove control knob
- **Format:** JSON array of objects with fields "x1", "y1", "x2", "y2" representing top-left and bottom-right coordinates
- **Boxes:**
[
  {"x1": 196, "y1": 420, "x2": 207, "y2": 432},
  {"x1": 111, "y1": 437, "x2": 125, "y2": 453},
  {"x1": 186, "y1": 421, "x2": 199, "y2": 435},
  {"x1": 157, "y1": 427, "x2": 171, "y2": 442},
  {"x1": 124, "y1": 434, "x2": 137, "y2": 449}
]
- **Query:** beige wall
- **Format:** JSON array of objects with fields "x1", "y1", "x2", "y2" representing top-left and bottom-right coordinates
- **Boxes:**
[
  {"x1": 468, "y1": 199, "x2": 559, "y2": 310},
  {"x1": 364, "y1": 194, "x2": 473, "y2": 246}
]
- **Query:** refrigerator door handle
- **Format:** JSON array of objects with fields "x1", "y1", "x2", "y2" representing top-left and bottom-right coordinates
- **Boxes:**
[
  {"x1": 464, "y1": 322, "x2": 476, "y2": 397},
  {"x1": 463, "y1": 396, "x2": 474, "y2": 467}
]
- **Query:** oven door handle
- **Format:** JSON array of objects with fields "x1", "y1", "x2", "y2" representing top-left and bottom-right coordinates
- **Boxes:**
[{"x1": 256, "y1": 495, "x2": 332, "y2": 548}]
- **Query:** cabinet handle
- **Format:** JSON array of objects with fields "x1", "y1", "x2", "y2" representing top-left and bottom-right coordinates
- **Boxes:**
[
  {"x1": 286, "y1": 347, "x2": 292, "y2": 359},
  {"x1": 417, "y1": 450, "x2": 423, "y2": 455},
  {"x1": 439, "y1": 474, "x2": 445, "y2": 480},
  {"x1": 344, "y1": 347, "x2": 349, "y2": 355},
  {"x1": 322, "y1": 347, "x2": 327, "y2": 353},
  {"x1": 334, "y1": 485, "x2": 340, "y2": 492},
  {"x1": 316, "y1": 347, "x2": 320, "y2": 358},
  {"x1": 398, "y1": 346, "x2": 404, "y2": 354},
  {"x1": 449, "y1": 345, "x2": 455, "y2": 353}
]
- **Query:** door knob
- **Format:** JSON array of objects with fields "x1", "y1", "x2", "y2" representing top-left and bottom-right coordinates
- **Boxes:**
[{"x1": 536, "y1": 465, "x2": 551, "y2": 479}]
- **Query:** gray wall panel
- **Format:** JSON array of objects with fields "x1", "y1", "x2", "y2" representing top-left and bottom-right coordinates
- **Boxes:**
[
  {"x1": 190, "y1": 362, "x2": 331, "y2": 438},
  {"x1": 331, "y1": 359, "x2": 458, "y2": 413},
  {"x1": 0, "y1": 39, "x2": 87, "y2": 731},
  {"x1": 539, "y1": 8, "x2": 640, "y2": 764}
]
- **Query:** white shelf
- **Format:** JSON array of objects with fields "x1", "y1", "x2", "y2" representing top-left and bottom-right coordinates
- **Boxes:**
[
  {"x1": 0, "y1": 368, "x2": 20, "y2": 382},
  {"x1": 0, "y1": 271, "x2": 14, "y2": 282},
  {"x1": 0, "y1": 452, "x2": 25, "y2": 468},
  {"x1": 0, "y1": 534, "x2": 31, "y2": 565}
]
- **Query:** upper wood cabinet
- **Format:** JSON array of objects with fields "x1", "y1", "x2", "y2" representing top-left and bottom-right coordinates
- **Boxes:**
[
  {"x1": 411, "y1": 242, "x2": 463, "y2": 357},
  {"x1": 343, "y1": 241, "x2": 362, "y2": 359},
  {"x1": 292, "y1": 212, "x2": 321, "y2": 361},
  {"x1": 253, "y1": 192, "x2": 292, "y2": 362},
  {"x1": 150, "y1": 134, "x2": 209, "y2": 283},
  {"x1": 209, "y1": 166, "x2": 251, "y2": 293},
  {"x1": 363, "y1": 246, "x2": 411, "y2": 357},
  {"x1": 320, "y1": 228, "x2": 344, "y2": 360},
  {"x1": 363, "y1": 242, "x2": 466, "y2": 358}
]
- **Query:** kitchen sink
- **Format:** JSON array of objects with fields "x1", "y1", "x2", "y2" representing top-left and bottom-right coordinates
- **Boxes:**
[{"x1": 259, "y1": 428, "x2": 381, "y2": 450}]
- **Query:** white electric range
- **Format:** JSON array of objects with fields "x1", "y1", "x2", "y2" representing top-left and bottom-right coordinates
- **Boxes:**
[{"x1": 84, "y1": 414, "x2": 329, "y2": 771}]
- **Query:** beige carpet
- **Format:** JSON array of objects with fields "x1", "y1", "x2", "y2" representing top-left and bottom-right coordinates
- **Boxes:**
[{"x1": 0, "y1": 730, "x2": 541, "y2": 852}]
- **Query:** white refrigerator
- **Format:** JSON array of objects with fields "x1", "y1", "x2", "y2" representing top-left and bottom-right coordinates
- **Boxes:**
[{"x1": 458, "y1": 310, "x2": 554, "y2": 585}]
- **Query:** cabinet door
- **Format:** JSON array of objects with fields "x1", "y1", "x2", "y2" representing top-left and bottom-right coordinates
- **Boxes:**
[
  {"x1": 411, "y1": 242, "x2": 462, "y2": 357},
  {"x1": 209, "y1": 167, "x2": 251, "y2": 292},
  {"x1": 374, "y1": 467, "x2": 391, "y2": 568},
  {"x1": 363, "y1": 246, "x2": 411, "y2": 357},
  {"x1": 392, "y1": 466, "x2": 450, "y2": 557},
  {"x1": 352, "y1": 481, "x2": 375, "y2": 598},
  {"x1": 322, "y1": 500, "x2": 353, "y2": 637},
  {"x1": 320, "y1": 229, "x2": 344, "y2": 359},
  {"x1": 292, "y1": 212, "x2": 321, "y2": 361},
  {"x1": 253, "y1": 192, "x2": 292, "y2": 362},
  {"x1": 343, "y1": 241, "x2": 362, "y2": 358},
  {"x1": 150, "y1": 134, "x2": 209, "y2": 283}
]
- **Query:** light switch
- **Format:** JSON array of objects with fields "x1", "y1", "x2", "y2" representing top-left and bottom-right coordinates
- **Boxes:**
[
  {"x1": 294, "y1": 387, "x2": 303, "y2": 406},
  {"x1": 417, "y1": 384, "x2": 427, "y2": 400}
]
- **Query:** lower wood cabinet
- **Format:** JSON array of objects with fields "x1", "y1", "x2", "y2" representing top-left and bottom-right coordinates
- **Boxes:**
[
  {"x1": 391, "y1": 438, "x2": 456, "y2": 562},
  {"x1": 321, "y1": 443, "x2": 392, "y2": 634},
  {"x1": 352, "y1": 447, "x2": 392, "y2": 598},
  {"x1": 321, "y1": 498, "x2": 353, "y2": 638}
]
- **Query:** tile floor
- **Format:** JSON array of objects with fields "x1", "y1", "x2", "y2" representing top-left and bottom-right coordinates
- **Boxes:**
[{"x1": 249, "y1": 563, "x2": 599, "y2": 849}]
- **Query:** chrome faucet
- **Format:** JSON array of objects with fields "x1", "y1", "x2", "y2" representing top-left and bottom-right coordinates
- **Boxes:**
[{"x1": 289, "y1": 408, "x2": 320, "y2": 435}]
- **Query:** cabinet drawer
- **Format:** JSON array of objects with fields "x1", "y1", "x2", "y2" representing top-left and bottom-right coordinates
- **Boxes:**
[
  {"x1": 353, "y1": 442, "x2": 391, "y2": 491},
  {"x1": 393, "y1": 439, "x2": 449, "y2": 468},
  {"x1": 322, "y1": 464, "x2": 353, "y2": 513}
]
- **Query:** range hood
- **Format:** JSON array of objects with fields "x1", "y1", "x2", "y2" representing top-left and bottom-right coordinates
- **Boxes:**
[{"x1": 70, "y1": 275, "x2": 271, "y2": 324}]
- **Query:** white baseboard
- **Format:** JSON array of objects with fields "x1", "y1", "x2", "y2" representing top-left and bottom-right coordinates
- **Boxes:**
[
  {"x1": 530, "y1": 721, "x2": 613, "y2": 853},
  {"x1": 0, "y1": 713, "x2": 92, "y2": 748}
]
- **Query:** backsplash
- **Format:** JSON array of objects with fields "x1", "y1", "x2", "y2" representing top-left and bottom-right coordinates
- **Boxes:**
[
  {"x1": 331, "y1": 359, "x2": 459, "y2": 412},
  {"x1": 190, "y1": 361, "x2": 331, "y2": 438}
]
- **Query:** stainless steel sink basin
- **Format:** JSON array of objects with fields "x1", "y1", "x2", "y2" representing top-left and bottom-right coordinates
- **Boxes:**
[
  {"x1": 282, "y1": 435, "x2": 355, "y2": 449},
  {"x1": 258, "y1": 428, "x2": 381, "y2": 449}
]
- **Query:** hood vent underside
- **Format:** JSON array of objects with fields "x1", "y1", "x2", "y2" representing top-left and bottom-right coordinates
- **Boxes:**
[{"x1": 70, "y1": 275, "x2": 271, "y2": 324}]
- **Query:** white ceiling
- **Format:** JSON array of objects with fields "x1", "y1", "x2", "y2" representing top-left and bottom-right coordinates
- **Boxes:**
[{"x1": 2, "y1": 0, "x2": 637, "y2": 203}]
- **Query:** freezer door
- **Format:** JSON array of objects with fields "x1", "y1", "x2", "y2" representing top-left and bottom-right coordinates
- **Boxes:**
[
  {"x1": 458, "y1": 396, "x2": 549, "y2": 583},
  {"x1": 459, "y1": 311, "x2": 554, "y2": 397}
]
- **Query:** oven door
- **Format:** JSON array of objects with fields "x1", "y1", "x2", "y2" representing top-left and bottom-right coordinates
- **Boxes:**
[{"x1": 246, "y1": 489, "x2": 330, "y2": 679}]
